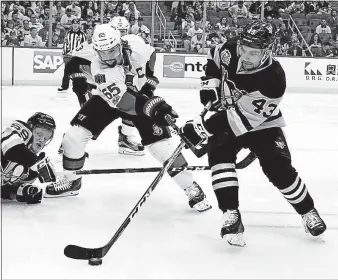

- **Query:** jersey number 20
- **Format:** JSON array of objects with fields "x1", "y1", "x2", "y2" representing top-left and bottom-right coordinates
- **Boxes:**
[{"x1": 252, "y1": 99, "x2": 277, "y2": 118}]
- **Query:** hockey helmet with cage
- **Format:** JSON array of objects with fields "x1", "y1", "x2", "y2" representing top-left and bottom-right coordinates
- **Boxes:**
[
  {"x1": 110, "y1": 16, "x2": 130, "y2": 35},
  {"x1": 240, "y1": 21, "x2": 276, "y2": 49},
  {"x1": 92, "y1": 24, "x2": 123, "y2": 67}
]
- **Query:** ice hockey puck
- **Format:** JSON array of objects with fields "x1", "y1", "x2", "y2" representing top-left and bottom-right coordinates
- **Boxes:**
[{"x1": 88, "y1": 258, "x2": 102, "y2": 266}]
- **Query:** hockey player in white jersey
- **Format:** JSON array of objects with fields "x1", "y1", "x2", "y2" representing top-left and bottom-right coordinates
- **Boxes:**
[
  {"x1": 1, "y1": 113, "x2": 56, "y2": 204},
  {"x1": 44, "y1": 24, "x2": 212, "y2": 213},
  {"x1": 110, "y1": 15, "x2": 145, "y2": 156}
]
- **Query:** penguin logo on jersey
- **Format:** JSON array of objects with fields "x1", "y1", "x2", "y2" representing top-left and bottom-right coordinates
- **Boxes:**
[
  {"x1": 220, "y1": 49, "x2": 231, "y2": 66},
  {"x1": 152, "y1": 124, "x2": 163, "y2": 136}
]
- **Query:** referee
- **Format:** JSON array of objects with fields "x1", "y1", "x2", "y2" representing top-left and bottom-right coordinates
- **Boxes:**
[{"x1": 58, "y1": 18, "x2": 87, "y2": 92}]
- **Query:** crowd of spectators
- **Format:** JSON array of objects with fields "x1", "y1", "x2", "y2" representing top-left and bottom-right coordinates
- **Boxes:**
[
  {"x1": 1, "y1": 1, "x2": 338, "y2": 57},
  {"x1": 165, "y1": 0, "x2": 338, "y2": 57},
  {"x1": 1, "y1": 1, "x2": 151, "y2": 47}
]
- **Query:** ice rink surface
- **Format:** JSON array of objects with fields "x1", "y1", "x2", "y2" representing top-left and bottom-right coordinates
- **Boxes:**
[{"x1": 1, "y1": 86, "x2": 338, "y2": 279}]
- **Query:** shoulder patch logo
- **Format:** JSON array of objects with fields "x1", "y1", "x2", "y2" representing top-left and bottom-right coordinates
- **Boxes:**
[
  {"x1": 220, "y1": 49, "x2": 231, "y2": 66},
  {"x1": 153, "y1": 124, "x2": 163, "y2": 136}
]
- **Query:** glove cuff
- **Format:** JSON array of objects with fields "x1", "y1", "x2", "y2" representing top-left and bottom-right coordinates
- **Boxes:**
[
  {"x1": 200, "y1": 78, "x2": 221, "y2": 89},
  {"x1": 143, "y1": 96, "x2": 165, "y2": 117}
]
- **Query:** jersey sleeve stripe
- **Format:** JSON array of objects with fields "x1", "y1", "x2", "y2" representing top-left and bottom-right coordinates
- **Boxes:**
[
  {"x1": 2, "y1": 136, "x2": 24, "y2": 154},
  {"x1": 226, "y1": 108, "x2": 249, "y2": 136},
  {"x1": 234, "y1": 104, "x2": 254, "y2": 131}
]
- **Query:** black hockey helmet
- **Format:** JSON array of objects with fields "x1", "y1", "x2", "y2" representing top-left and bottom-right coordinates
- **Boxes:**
[
  {"x1": 27, "y1": 112, "x2": 56, "y2": 131},
  {"x1": 240, "y1": 21, "x2": 276, "y2": 49}
]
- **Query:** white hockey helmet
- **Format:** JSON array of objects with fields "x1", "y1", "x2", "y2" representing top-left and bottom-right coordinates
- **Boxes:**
[
  {"x1": 92, "y1": 24, "x2": 123, "y2": 66},
  {"x1": 110, "y1": 16, "x2": 130, "y2": 36}
]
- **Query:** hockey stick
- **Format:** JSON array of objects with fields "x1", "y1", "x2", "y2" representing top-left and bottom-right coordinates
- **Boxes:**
[
  {"x1": 55, "y1": 152, "x2": 256, "y2": 177},
  {"x1": 64, "y1": 140, "x2": 186, "y2": 261}
]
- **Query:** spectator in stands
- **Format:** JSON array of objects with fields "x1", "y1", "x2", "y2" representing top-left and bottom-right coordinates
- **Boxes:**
[
  {"x1": 6, "y1": 30, "x2": 20, "y2": 46},
  {"x1": 309, "y1": 32, "x2": 323, "y2": 49},
  {"x1": 8, "y1": 3, "x2": 25, "y2": 21},
  {"x1": 1, "y1": 30, "x2": 7, "y2": 46},
  {"x1": 276, "y1": 22, "x2": 292, "y2": 45},
  {"x1": 47, "y1": 32, "x2": 63, "y2": 48},
  {"x1": 23, "y1": 26, "x2": 43, "y2": 47},
  {"x1": 66, "y1": 1, "x2": 81, "y2": 19},
  {"x1": 194, "y1": 2, "x2": 203, "y2": 21},
  {"x1": 287, "y1": 38, "x2": 305, "y2": 56},
  {"x1": 207, "y1": 29, "x2": 221, "y2": 48},
  {"x1": 125, "y1": 2, "x2": 141, "y2": 23},
  {"x1": 43, "y1": 6, "x2": 54, "y2": 23},
  {"x1": 11, "y1": 12, "x2": 22, "y2": 27},
  {"x1": 264, "y1": 3, "x2": 282, "y2": 20},
  {"x1": 113, "y1": 2, "x2": 124, "y2": 17},
  {"x1": 215, "y1": 17, "x2": 230, "y2": 31},
  {"x1": 191, "y1": 28, "x2": 205, "y2": 53},
  {"x1": 183, "y1": 19, "x2": 199, "y2": 51},
  {"x1": 4, "y1": 20, "x2": 15, "y2": 37},
  {"x1": 82, "y1": 1, "x2": 95, "y2": 19},
  {"x1": 25, "y1": 7, "x2": 35, "y2": 19},
  {"x1": 53, "y1": 21, "x2": 66, "y2": 42},
  {"x1": 229, "y1": 1, "x2": 249, "y2": 19},
  {"x1": 139, "y1": 26, "x2": 151, "y2": 45},
  {"x1": 20, "y1": 19, "x2": 31, "y2": 38},
  {"x1": 248, "y1": 1, "x2": 261, "y2": 18},
  {"x1": 38, "y1": 19, "x2": 50, "y2": 44},
  {"x1": 322, "y1": 41, "x2": 334, "y2": 57},
  {"x1": 315, "y1": 19, "x2": 332, "y2": 33},
  {"x1": 216, "y1": 0, "x2": 232, "y2": 12},
  {"x1": 287, "y1": 2, "x2": 305, "y2": 14},
  {"x1": 53, "y1": 1, "x2": 65, "y2": 22},
  {"x1": 332, "y1": 35, "x2": 338, "y2": 56},
  {"x1": 61, "y1": 8, "x2": 76, "y2": 30},
  {"x1": 29, "y1": 13, "x2": 43, "y2": 31},
  {"x1": 82, "y1": 15, "x2": 95, "y2": 32},
  {"x1": 327, "y1": 9, "x2": 338, "y2": 27}
]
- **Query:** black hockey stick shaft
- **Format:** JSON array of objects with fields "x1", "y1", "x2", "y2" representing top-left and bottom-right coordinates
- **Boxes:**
[
  {"x1": 56, "y1": 152, "x2": 256, "y2": 177},
  {"x1": 64, "y1": 141, "x2": 186, "y2": 260}
]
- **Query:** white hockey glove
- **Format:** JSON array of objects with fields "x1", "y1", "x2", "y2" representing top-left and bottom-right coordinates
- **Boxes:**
[
  {"x1": 31, "y1": 153, "x2": 56, "y2": 183},
  {"x1": 180, "y1": 116, "x2": 212, "y2": 147},
  {"x1": 16, "y1": 184, "x2": 43, "y2": 204},
  {"x1": 200, "y1": 77, "x2": 222, "y2": 111}
]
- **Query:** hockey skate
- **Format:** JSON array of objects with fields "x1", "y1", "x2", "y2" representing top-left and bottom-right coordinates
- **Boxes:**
[
  {"x1": 118, "y1": 125, "x2": 145, "y2": 156},
  {"x1": 221, "y1": 209, "x2": 246, "y2": 247},
  {"x1": 184, "y1": 182, "x2": 212, "y2": 213},
  {"x1": 302, "y1": 208, "x2": 326, "y2": 239},
  {"x1": 44, "y1": 177, "x2": 82, "y2": 198},
  {"x1": 57, "y1": 87, "x2": 68, "y2": 92}
]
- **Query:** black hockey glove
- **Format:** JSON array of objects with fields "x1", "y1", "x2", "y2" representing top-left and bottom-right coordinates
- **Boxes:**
[
  {"x1": 16, "y1": 184, "x2": 43, "y2": 204},
  {"x1": 180, "y1": 116, "x2": 212, "y2": 147},
  {"x1": 31, "y1": 153, "x2": 56, "y2": 183},
  {"x1": 140, "y1": 76, "x2": 159, "y2": 98},
  {"x1": 200, "y1": 77, "x2": 222, "y2": 111},
  {"x1": 143, "y1": 96, "x2": 178, "y2": 126}
]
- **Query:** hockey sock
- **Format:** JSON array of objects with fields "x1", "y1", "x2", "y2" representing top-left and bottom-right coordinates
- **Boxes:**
[
  {"x1": 211, "y1": 163, "x2": 239, "y2": 212},
  {"x1": 278, "y1": 175, "x2": 314, "y2": 215},
  {"x1": 147, "y1": 139, "x2": 194, "y2": 190}
]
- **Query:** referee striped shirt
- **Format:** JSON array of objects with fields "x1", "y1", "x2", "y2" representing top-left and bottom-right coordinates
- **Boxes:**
[{"x1": 63, "y1": 29, "x2": 86, "y2": 55}]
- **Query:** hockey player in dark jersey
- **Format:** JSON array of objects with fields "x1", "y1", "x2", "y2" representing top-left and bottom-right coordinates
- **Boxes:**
[
  {"x1": 180, "y1": 21, "x2": 326, "y2": 246},
  {"x1": 1, "y1": 112, "x2": 56, "y2": 204}
]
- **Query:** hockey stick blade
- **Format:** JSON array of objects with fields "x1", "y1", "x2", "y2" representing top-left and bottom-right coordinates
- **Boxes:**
[{"x1": 64, "y1": 141, "x2": 186, "y2": 261}]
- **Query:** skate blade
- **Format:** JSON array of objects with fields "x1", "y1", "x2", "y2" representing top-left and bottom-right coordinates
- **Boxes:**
[
  {"x1": 118, "y1": 147, "x2": 145, "y2": 156},
  {"x1": 44, "y1": 190, "x2": 79, "y2": 198},
  {"x1": 193, "y1": 201, "x2": 212, "y2": 213},
  {"x1": 224, "y1": 233, "x2": 246, "y2": 247}
]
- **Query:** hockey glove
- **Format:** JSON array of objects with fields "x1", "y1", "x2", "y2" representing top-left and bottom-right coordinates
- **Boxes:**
[
  {"x1": 200, "y1": 77, "x2": 222, "y2": 111},
  {"x1": 140, "y1": 76, "x2": 159, "y2": 98},
  {"x1": 31, "y1": 153, "x2": 56, "y2": 183},
  {"x1": 144, "y1": 96, "x2": 178, "y2": 126},
  {"x1": 180, "y1": 116, "x2": 212, "y2": 146},
  {"x1": 16, "y1": 184, "x2": 43, "y2": 204}
]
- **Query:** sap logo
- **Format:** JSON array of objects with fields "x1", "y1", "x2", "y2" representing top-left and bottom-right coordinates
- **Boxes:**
[{"x1": 33, "y1": 51, "x2": 63, "y2": 73}]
